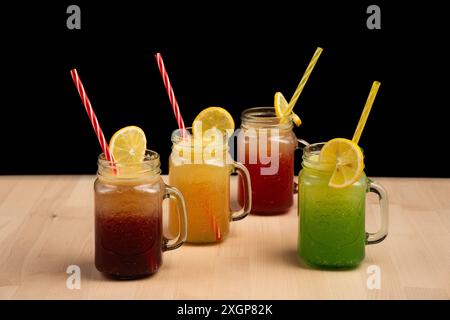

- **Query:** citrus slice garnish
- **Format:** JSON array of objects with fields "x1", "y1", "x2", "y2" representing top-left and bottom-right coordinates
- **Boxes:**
[
  {"x1": 320, "y1": 138, "x2": 364, "y2": 188},
  {"x1": 274, "y1": 92, "x2": 302, "y2": 126},
  {"x1": 192, "y1": 106, "x2": 235, "y2": 140},
  {"x1": 109, "y1": 126, "x2": 147, "y2": 164},
  {"x1": 291, "y1": 113, "x2": 302, "y2": 126}
]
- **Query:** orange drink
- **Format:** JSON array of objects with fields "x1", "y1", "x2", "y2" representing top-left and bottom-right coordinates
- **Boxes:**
[{"x1": 168, "y1": 128, "x2": 252, "y2": 243}]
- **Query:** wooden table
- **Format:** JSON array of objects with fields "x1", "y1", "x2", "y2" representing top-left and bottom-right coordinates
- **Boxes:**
[{"x1": 0, "y1": 176, "x2": 449, "y2": 300}]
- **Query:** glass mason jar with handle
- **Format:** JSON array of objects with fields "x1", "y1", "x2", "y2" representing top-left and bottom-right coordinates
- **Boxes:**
[
  {"x1": 298, "y1": 143, "x2": 389, "y2": 268},
  {"x1": 168, "y1": 128, "x2": 252, "y2": 243},
  {"x1": 237, "y1": 107, "x2": 307, "y2": 215},
  {"x1": 94, "y1": 150, "x2": 187, "y2": 279}
]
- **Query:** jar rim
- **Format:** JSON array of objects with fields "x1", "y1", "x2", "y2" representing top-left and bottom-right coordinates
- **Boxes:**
[
  {"x1": 302, "y1": 142, "x2": 365, "y2": 171},
  {"x1": 171, "y1": 127, "x2": 229, "y2": 150},
  {"x1": 97, "y1": 149, "x2": 161, "y2": 178},
  {"x1": 241, "y1": 107, "x2": 293, "y2": 129}
]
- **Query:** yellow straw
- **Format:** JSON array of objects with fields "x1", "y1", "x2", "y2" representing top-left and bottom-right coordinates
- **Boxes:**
[
  {"x1": 352, "y1": 81, "x2": 381, "y2": 144},
  {"x1": 288, "y1": 47, "x2": 323, "y2": 112}
]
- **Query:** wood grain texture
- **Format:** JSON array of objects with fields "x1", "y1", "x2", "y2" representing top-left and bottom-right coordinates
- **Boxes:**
[{"x1": 0, "y1": 176, "x2": 449, "y2": 300}]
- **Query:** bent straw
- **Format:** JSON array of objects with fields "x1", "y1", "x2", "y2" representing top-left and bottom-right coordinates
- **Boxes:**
[
  {"x1": 288, "y1": 47, "x2": 323, "y2": 112},
  {"x1": 352, "y1": 81, "x2": 381, "y2": 144}
]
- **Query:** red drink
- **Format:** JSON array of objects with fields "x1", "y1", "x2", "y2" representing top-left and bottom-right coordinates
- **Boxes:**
[
  {"x1": 95, "y1": 178, "x2": 164, "y2": 278},
  {"x1": 238, "y1": 107, "x2": 298, "y2": 215},
  {"x1": 95, "y1": 211, "x2": 162, "y2": 278},
  {"x1": 238, "y1": 141, "x2": 295, "y2": 214}
]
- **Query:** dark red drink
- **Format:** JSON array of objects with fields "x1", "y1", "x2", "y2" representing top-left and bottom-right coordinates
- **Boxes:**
[
  {"x1": 94, "y1": 175, "x2": 165, "y2": 279},
  {"x1": 95, "y1": 212, "x2": 162, "y2": 278},
  {"x1": 238, "y1": 107, "x2": 298, "y2": 215},
  {"x1": 238, "y1": 137, "x2": 296, "y2": 214}
]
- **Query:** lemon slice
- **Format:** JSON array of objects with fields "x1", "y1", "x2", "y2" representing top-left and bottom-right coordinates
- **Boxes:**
[
  {"x1": 274, "y1": 92, "x2": 302, "y2": 126},
  {"x1": 192, "y1": 107, "x2": 235, "y2": 139},
  {"x1": 320, "y1": 138, "x2": 364, "y2": 188},
  {"x1": 109, "y1": 126, "x2": 147, "y2": 164},
  {"x1": 274, "y1": 92, "x2": 289, "y2": 119},
  {"x1": 291, "y1": 113, "x2": 302, "y2": 127}
]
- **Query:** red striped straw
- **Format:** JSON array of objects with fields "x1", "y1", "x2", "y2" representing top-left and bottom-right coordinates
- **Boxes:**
[
  {"x1": 70, "y1": 69, "x2": 115, "y2": 163},
  {"x1": 212, "y1": 219, "x2": 222, "y2": 241},
  {"x1": 154, "y1": 53, "x2": 220, "y2": 240},
  {"x1": 154, "y1": 53, "x2": 186, "y2": 135}
]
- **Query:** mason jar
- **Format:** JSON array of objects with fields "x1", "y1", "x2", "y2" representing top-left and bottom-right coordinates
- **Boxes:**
[
  {"x1": 237, "y1": 107, "x2": 305, "y2": 214},
  {"x1": 94, "y1": 150, "x2": 187, "y2": 279},
  {"x1": 298, "y1": 143, "x2": 389, "y2": 268},
  {"x1": 168, "y1": 128, "x2": 252, "y2": 243}
]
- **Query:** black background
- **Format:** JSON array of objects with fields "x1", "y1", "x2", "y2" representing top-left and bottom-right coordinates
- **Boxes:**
[{"x1": 2, "y1": 1, "x2": 448, "y2": 176}]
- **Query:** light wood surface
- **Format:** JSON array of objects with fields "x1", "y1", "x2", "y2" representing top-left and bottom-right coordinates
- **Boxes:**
[{"x1": 0, "y1": 175, "x2": 449, "y2": 300}]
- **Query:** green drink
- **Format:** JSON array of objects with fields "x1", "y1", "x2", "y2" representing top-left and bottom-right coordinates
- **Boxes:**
[{"x1": 298, "y1": 142, "x2": 388, "y2": 268}]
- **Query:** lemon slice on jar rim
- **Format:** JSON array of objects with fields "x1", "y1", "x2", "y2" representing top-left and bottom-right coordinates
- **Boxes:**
[
  {"x1": 274, "y1": 92, "x2": 302, "y2": 126},
  {"x1": 192, "y1": 106, "x2": 235, "y2": 142},
  {"x1": 319, "y1": 138, "x2": 365, "y2": 188},
  {"x1": 109, "y1": 126, "x2": 147, "y2": 164}
]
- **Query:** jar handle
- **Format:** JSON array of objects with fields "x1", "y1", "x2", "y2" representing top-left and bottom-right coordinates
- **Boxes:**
[
  {"x1": 231, "y1": 161, "x2": 252, "y2": 221},
  {"x1": 296, "y1": 138, "x2": 310, "y2": 149},
  {"x1": 162, "y1": 184, "x2": 188, "y2": 251},
  {"x1": 366, "y1": 179, "x2": 389, "y2": 245}
]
